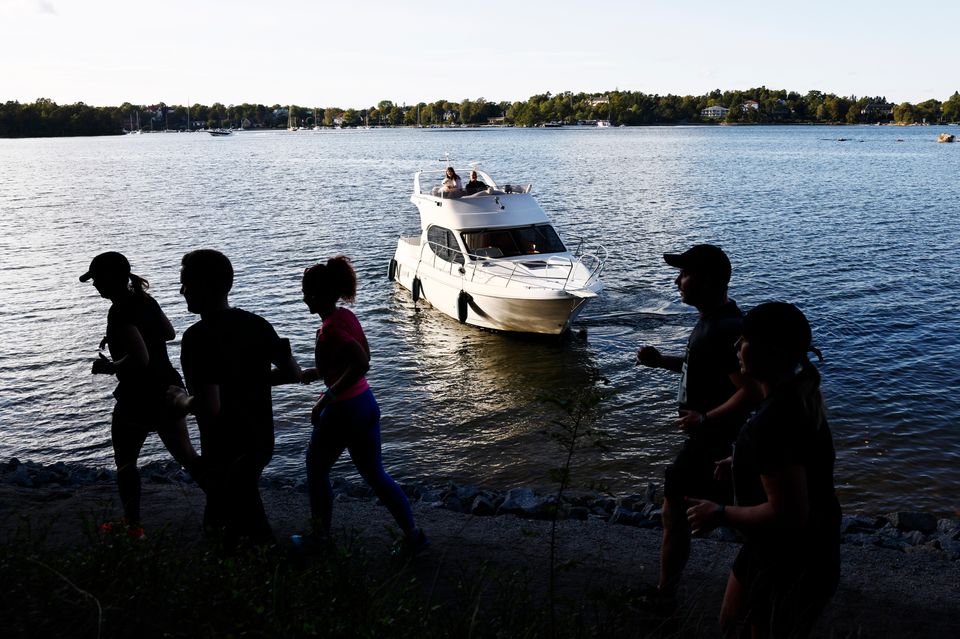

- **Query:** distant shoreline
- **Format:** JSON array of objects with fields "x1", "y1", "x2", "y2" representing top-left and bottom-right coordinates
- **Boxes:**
[{"x1": 3, "y1": 120, "x2": 957, "y2": 140}]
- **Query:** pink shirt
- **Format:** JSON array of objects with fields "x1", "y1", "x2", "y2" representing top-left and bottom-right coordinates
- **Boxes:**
[{"x1": 314, "y1": 307, "x2": 370, "y2": 401}]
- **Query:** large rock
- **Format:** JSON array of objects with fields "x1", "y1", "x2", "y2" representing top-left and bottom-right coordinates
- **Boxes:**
[
  {"x1": 842, "y1": 532, "x2": 881, "y2": 546},
  {"x1": 8, "y1": 464, "x2": 32, "y2": 487},
  {"x1": 936, "y1": 518, "x2": 960, "y2": 540},
  {"x1": 470, "y1": 493, "x2": 499, "y2": 516},
  {"x1": 889, "y1": 512, "x2": 938, "y2": 535},
  {"x1": 497, "y1": 488, "x2": 556, "y2": 519},
  {"x1": 608, "y1": 506, "x2": 645, "y2": 527},
  {"x1": 841, "y1": 514, "x2": 882, "y2": 534},
  {"x1": 616, "y1": 494, "x2": 648, "y2": 512},
  {"x1": 454, "y1": 484, "x2": 483, "y2": 505}
]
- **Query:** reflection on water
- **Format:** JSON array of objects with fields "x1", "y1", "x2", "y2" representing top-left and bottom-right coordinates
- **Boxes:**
[{"x1": 1, "y1": 126, "x2": 959, "y2": 516}]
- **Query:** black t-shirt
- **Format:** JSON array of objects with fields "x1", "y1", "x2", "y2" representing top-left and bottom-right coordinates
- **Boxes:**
[
  {"x1": 678, "y1": 300, "x2": 744, "y2": 439},
  {"x1": 464, "y1": 179, "x2": 487, "y2": 194},
  {"x1": 733, "y1": 380, "x2": 841, "y2": 551},
  {"x1": 181, "y1": 308, "x2": 289, "y2": 464},
  {"x1": 106, "y1": 292, "x2": 180, "y2": 402}
]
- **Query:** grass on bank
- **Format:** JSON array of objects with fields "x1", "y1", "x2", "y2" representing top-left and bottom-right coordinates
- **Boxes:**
[{"x1": 1, "y1": 514, "x2": 695, "y2": 639}]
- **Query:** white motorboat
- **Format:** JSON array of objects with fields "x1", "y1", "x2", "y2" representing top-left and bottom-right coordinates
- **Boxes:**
[{"x1": 390, "y1": 165, "x2": 605, "y2": 335}]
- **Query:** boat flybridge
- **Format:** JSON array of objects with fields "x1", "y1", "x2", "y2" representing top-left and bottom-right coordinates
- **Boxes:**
[{"x1": 390, "y1": 164, "x2": 605, "y2": 335}]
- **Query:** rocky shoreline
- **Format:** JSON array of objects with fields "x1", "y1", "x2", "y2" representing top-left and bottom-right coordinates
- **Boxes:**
[{"x1": 4, "y1": 458, "x2": 958, "y2": 562}]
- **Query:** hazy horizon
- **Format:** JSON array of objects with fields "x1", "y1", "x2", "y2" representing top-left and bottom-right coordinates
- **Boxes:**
[{"x1": 3, "y1": 0, "x2": 957, "y2": 108}]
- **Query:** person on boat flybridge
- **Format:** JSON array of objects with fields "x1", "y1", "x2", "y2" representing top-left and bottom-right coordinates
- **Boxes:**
[
  {"x1": 464, "y1": 170, "x2": 487, "y2": 194},
  {"x1": 292, "y1": 256, "x2": 428, "y2": 556},
  {"x1": 441, "y1": 166, "x2": 462, "y2": 194}
]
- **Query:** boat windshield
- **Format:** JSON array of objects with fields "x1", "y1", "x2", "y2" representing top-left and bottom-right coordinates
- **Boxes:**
[{"x1": 461, "y1": 224, "x2": 566, "y2": 258}]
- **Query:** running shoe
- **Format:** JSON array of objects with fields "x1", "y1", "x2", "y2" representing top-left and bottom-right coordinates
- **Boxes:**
[
  {"x1": 100, "y1": 520, "x2": 146, "y2": 540},
  {"x1": 392, "y1": 528, "x2": 430, "y2": 558},
  {"x1": 289, "y1": 532, "x2": 333, "y2": 555}
]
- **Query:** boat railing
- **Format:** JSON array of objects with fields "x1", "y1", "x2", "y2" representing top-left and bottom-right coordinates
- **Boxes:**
[
  {"x1": 568, "y1": 236, "x2": 607, "y2": 283},
  {"x1": 418, "y1": 240, "x2": 604, "y2": 292}
]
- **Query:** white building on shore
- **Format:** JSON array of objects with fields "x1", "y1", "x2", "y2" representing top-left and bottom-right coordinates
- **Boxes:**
[{"x1": 701, "y1": 105, "x2": 730, "y2": 119}]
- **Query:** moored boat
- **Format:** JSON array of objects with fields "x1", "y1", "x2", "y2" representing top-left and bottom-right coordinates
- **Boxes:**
[{"x1": 390, "y1": 164, "x2": 605, "y2": 335}]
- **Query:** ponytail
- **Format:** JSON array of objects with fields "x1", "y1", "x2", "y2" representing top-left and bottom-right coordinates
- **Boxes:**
[
  {"x1": 129, "y1": 272, "x2": 150, "y2": 296},
  {"x1": 796, "y1": 356, "x2": 826, "y2": 429},
  {"x1": 303, "y1": 255, "x2": 357, "y2": 303}
]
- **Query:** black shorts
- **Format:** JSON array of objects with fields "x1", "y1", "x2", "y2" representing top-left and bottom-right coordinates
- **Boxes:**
[
  {"x1": 663, "y1": 434, "x2": 733, "y2": 503},
  {"x1": 113, "y1": 370, "x2": 186, "y2": 428}
]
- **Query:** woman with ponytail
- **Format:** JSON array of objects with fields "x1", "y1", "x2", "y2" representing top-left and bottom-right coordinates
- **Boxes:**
[
  {"x1": 294, "y1": 256, "x2": 426, "y2": 553},
  {"x1": 80, "y1": 252, "x2": 199, "y2": 537},
  {"x1": 686, "y1": 302, "x2": 841, "y2": 638}
]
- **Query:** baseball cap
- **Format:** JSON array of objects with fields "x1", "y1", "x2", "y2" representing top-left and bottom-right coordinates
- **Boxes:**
[
  {"x1": 79, "y1": 252, "x2": 130, "y2": 282},
  {"x1": 663, "y1": 244, "x2": 731, "y2": 283}
]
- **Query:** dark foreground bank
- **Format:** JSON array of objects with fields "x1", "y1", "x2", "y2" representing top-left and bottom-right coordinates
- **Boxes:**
[{"x1": 2, "y1": 460, "x2": 958, "y2": 638}]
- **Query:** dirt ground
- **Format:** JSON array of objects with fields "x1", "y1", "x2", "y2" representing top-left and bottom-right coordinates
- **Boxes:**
[{"x1": 2, "y1": 482, "x2": 957, "y2": 638}]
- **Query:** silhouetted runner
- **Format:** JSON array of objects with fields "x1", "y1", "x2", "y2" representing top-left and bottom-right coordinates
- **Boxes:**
[
  {"x1": 686, "y1": 302, "x2": 841, "y2": 637},
  {"x1": 81, "y1": 251, "x2": 199, "y2": 537},
  {"x1": 166, "y1": 249, "x2": 300, "y2": 550},
  {"x1": 635, "y1": 244, "x2": 758, "y2": 605}
]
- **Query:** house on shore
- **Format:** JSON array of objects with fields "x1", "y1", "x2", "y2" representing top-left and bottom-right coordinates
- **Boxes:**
[{"x1": 701, "y1": 105, "x2": 730, "y2": 119}]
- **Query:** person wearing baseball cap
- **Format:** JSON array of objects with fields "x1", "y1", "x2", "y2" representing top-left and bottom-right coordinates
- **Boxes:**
[
  {"x1": 79, "y1": 251, "x2": 131, "y2": 284},
  {"x1": 635, "y1": 244, "x2": 759, "y2": 606},
  {"x1": 80, "y1": 252, "x2": 199, "y2": 538},
  {"x1": 662, "y1": 244, "x2": 732, "y2": 288}
]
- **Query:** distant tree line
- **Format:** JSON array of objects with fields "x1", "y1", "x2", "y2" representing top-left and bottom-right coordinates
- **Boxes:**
[{"x1": 3, "y1": 88, "x2": 960, "y2": 137}]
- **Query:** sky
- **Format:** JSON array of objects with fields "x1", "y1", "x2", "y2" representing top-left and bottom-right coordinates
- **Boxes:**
[{"x1": 2, "y1": 0, "x2": 958, "y2": 108}]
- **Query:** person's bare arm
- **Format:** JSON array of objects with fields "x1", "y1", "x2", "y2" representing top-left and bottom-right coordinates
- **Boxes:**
[
  {"x1": 271, "y1": 354, "x2": 302, "y2": 386},
  {"x1": 167, "y1": 383, "x2": 220, "y2": 419},
  {"x1": 636, "y1": 346, "x2": 684, "y2": 373},
  {"x1": 92, "y1": 325, "x2": 148, "y2": 375},
  {"x1": 687, "y1": 465, "x2": 809, "y2": 536},
  {"x1": 677, "y1": 371, "x2": 760, "y2": 432}
]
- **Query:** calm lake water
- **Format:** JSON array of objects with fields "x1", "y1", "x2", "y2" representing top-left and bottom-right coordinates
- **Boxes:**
[{"x1": 1, "y1": 125, "x2": 958, "y2": 516}]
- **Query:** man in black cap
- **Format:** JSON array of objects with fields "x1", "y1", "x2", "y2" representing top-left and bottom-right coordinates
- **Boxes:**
[{"x1": 636, "y1": 244, "x2": 757, "y2": 603}]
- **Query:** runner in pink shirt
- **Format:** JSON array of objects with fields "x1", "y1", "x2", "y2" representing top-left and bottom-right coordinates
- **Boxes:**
[{"x1": 293, "y1": 256, "x2": 427, "y2": 554}]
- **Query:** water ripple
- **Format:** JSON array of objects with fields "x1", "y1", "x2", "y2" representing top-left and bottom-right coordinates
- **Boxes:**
[{"x1": 1, "y1": 126, "x2": 958, "y2": 515}]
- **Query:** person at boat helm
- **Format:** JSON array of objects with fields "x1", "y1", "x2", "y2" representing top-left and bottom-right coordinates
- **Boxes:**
[
  {"x1": 464, "y1": 170, "x2": 487, "y2": 195},
  {"x1": 441, "y1": 166, "x2": 463, "y2": 194},
  {"x1": 634, "y1": 244, "x2": 760, "y2": 608}
]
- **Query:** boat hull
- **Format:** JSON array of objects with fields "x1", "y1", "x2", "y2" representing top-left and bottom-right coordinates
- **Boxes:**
[{"x1": 392, "y1": 240, "x2": 598, "y2": 335}]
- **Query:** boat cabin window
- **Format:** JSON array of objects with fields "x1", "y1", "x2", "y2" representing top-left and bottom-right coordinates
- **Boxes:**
[
  {"x1": 461, "y1": 224, "x2": 566, "y2": 259},
  {"x1": 427, "y1": 226, "x2": 465, "y2": 264}
]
